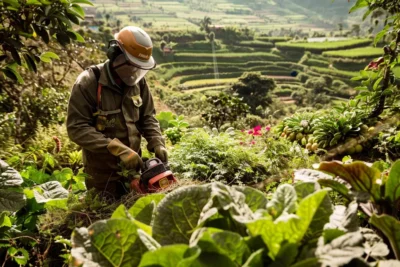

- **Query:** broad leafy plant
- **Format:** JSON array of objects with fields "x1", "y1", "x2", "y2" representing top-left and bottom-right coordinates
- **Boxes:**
[
  {"x1": 0, "y1": 160, "x2": 73, "y2": 265},
  {"x1": 70, "y1": 182, "x2": 400, "y2": 266},
  {"x1": 296, "y1": 159, "x2": 400, "y2": 259},
  {"x1": 156, "y1": 111, "x2": 189, "y2": 145}
]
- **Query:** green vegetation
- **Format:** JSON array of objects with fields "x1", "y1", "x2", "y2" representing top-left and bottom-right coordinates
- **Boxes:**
[
  {"x1": 322, "y1": 47, "x2": 383, "y2": 58},
  {"x1": 276, "y1": 39, "x2": 372, "y2": 53},
  {"x1": 2, "y1": 0, "x2": 400, "y2": 265}
]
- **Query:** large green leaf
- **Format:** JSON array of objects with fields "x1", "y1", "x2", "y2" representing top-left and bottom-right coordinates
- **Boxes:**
[
  {"x1": 319, "y1": 161, "x2": 382, "y2": 202},
  {"x1": 269, "y1": 243, "x2": 298, "y2": 267},
  {"x1": 306, "y1": 192, "x2": 333, "y2": 239},
  {"x1": 129, "y1": 193, "x2": 165, "y2": 225},
  {"x1": 385, "y1": 160, "x2": 400, "y2": 204},
  {"x1": 152, "y1": 184, "x2": 211, "y2": 245},
  {"x1": 361, "y1": 228, "x2": 390, "y2": 258},
  {"x1": 294, "y1": 169, "x2": 333, "y2": 183},
  {"x1": 110, "y1": 204, "x2": 152, "y2": 236},
  {"x1": 89, "y1": 219, "x2": 147, "y2": 267},
  {"x1": 315, "y1": 232, "x2": 365, "y2": 267},
  {"x1": 247, "y1": 190, "x2": 329, "y2": 259},
  {"x1": 70, "y1": 227, "x2": 112, "y2": 267},
  {"x1": 35, "y1": 181, "x2": 69, "y2": 201},
  {"x1": 267, "y1": 184, "x2": 297, "y2": 219},
  {"x1": 242, "y1": 249, "x2": 264, "y2": 267},
  {"x1": 318, "y1": 179, "x2": 351, "y2": 201},
  {"x1": 370, "y1": 214, "x2": 400, "y2": 260},
  {"x1": 138, "y1": 245, "x2": 200, "y2": 267},
  {"x1": 190, "y1": 228, "x2": 251, "y2": 265},
  {"x1": 156, "y1": 111, "x2": 175, "y2": 130},
  {"x1": 198, "y1": 183, "x2": 255, "y2": 227},
  {"x1": 137, "y1": 229, "x2": 161, "y2": 251},
  {"x1": 0, "y1": 189, "x2": 26, "y2": 212},
  {"x1": 294, "y1": 182, "x2": 320, "y2": 201},
  {"x1": 0, "y1": 160, "x2": 23, "y2": 187},
  {"x1": 0, "y1": 212, "x2": 12, "y2": 228},
  {"x1": 233, "y1": 186, "x2": 268, "y2": 212},
  {"x1": 324, "y1": 202, "x2": 359, "y2": 232}
]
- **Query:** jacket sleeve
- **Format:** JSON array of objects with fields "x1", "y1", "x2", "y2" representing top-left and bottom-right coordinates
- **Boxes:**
[
  {"x1": 137, "y1": 79, "x2": 165, "y2": 152},
  {"x1": 66, "y1": 70, "x2": 112, "y2": 153}
]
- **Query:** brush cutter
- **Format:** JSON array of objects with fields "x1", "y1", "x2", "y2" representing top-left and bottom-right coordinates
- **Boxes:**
[{"x1": 130, "y1": 158, "x2": 177, "y2": 194}]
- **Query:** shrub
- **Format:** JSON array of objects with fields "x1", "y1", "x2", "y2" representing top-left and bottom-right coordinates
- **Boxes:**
[
  {"x1": 297, "y1": 73, "x2": 310, "y2": 83},
  {"x1": 332, "y1": 79, "x2": 347, "y2": 88}
]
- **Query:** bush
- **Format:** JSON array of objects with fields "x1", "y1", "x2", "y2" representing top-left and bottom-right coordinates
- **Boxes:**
[
  {"x1": 332, "y1": 79, "x2": 347, "y2": 88},
  {"x1": 297, "y1": 73, "x2": 310, "y2": 83}
]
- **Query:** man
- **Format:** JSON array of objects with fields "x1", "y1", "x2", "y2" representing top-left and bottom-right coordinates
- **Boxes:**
[{"x1": 67, "y1": 26, "x2": 167, "y2": 199}]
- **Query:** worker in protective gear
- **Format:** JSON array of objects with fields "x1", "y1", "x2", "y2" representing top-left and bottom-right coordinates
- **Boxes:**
[{"x1": 67, "y1": 26, "x2": 167, "y2": 199}]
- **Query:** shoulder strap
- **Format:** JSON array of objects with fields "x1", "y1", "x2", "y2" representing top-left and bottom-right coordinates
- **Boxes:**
[
  {"x1": 88, "y1": 65, "x2": 102, "y2": 110},
  {"x1": 89, "y1": 65, "x2": 101, "y2": 82}
]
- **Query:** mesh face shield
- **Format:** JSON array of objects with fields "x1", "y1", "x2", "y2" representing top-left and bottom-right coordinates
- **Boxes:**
[{"x1": 115, "y1": 63, "x2": 149, "y2": 86}]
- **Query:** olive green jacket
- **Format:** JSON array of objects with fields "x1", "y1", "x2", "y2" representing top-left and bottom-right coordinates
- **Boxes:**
[{"x1": 66, "y1": 61, "x2": 164, "y2": 182}]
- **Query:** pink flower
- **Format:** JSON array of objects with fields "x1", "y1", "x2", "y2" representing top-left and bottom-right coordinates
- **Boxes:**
[
  {"x1": 241, "y1": 129, "x2": 245, "y2": 132},
  {"x1": 265, "y1": 125, "x2": 271, "y2": 131},
  {"x1": 248, "y1": 130, "x2": 254, "y2": 134},
  {"x1": 253, "y1": 132, "x2": 262, "y2": 136},
  {"x1": 251, "y1": 141, "x2": 256, "y2": 145},
  {"x1": 254, "y1": 125, "x2": 262, "y2": 132}
]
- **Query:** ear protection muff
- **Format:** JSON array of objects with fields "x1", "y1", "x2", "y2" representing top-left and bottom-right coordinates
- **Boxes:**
[{"x1": 106, "y1": 40, "x2": 123, "y2": 61}]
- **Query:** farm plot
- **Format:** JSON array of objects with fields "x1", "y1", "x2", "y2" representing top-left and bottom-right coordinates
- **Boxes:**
[
  {"x1": 322, "y1": 47, "x2": 383, "y2": 59},
  {"x1": 276, "y1": 39, "x2": 373, "y2": 53}
]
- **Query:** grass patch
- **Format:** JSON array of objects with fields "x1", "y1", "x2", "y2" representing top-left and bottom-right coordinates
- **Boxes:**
[
  {"x1": 276, "y1": 39, "x2": 372, "y2": 53},
  {"x1": 173, "y1": 52, "x2": 282, "y2": 62},
  {"x1": 322, "y1": 47, "x2": 383, "y2": 58},
  {"x1": 237, "y1": 40, "x2": 274, "y2": 49},
  {"x1": 183, "y1": 78, "x2": 238, "y2": 89},
  {"x1": 256, "y1": 36, "x2": 292, "y2": 43},
  {"x1": 309, "y1": 67, "x2": 358, "y2": 79}
]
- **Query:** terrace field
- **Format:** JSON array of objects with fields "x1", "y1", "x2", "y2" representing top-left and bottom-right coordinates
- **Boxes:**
[{"x1": 322, "y1": 47, "x2": 383, "y2": 58}]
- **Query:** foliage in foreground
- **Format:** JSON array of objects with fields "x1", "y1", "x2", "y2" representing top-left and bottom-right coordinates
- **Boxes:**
[
  {"x1": 70, "y1": 172, "x2": 400, "y2": 267},
  {"x1": 169, "y1": 127, "x2": 310, "y2": 185}
]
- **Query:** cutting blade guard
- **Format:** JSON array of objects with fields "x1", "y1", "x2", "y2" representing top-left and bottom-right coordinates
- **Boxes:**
[{"x1": 131, "y1": 158, "x2": 177, "y2": 194}]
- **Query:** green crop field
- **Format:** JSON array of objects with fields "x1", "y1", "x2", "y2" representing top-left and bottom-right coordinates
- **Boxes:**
[
  {"x1": 310, "y1": 67, "x2": 358, "y2": 79},
  {"x1": 276, "y1": 39, "x2": 372, "y2": 53},
  {"x1": 322, "y1": 47, "x2": 383, "y2": 58}
]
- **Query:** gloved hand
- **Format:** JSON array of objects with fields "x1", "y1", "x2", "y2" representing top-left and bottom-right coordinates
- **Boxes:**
[
  {"x1": 107, "y1": 138, "x2": 143, "y2": 171},
  {"x1": 154, "y1": 145, "x2": 168, "y2": 163}
]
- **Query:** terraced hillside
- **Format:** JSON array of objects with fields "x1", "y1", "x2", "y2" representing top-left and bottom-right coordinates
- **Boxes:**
[
  {"x1": 91, "y1": 0, "x2": 354, "y2": 33},
  {"x1": 153, "y1": 36, "x2": 383, "y2": 105}
]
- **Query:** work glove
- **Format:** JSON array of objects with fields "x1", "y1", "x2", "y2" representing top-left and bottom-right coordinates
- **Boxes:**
[
  {"x1": 154, "y1": 145, "x2": 168, "y2": 163},
  {"x1": 107, "y1": 138, "x2": 144, "y2": 171}
]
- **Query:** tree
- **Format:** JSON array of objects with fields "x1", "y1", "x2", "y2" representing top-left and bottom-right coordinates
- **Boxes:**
[
  {"x1": 201, "y1": 92, "x2": 249, "y2": 129},
  {"x1": 231, "y1": 72, "x2": 276, "y2": 114},
  {"x1": 338, "y1": 23, "x2": 343, "y2": 36},
  {"x1": 199, "y1": 16, "x2": 212, "y2": 34},
  {"x1": 351, "y1": 24, "x2": 361, "y2": 37},
  {"x1": 0, "y1": 0, "x2": 94, "y2": 144},
  {"x1": 0, "y1": 0, "x2": 91, "y2": 82}
]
